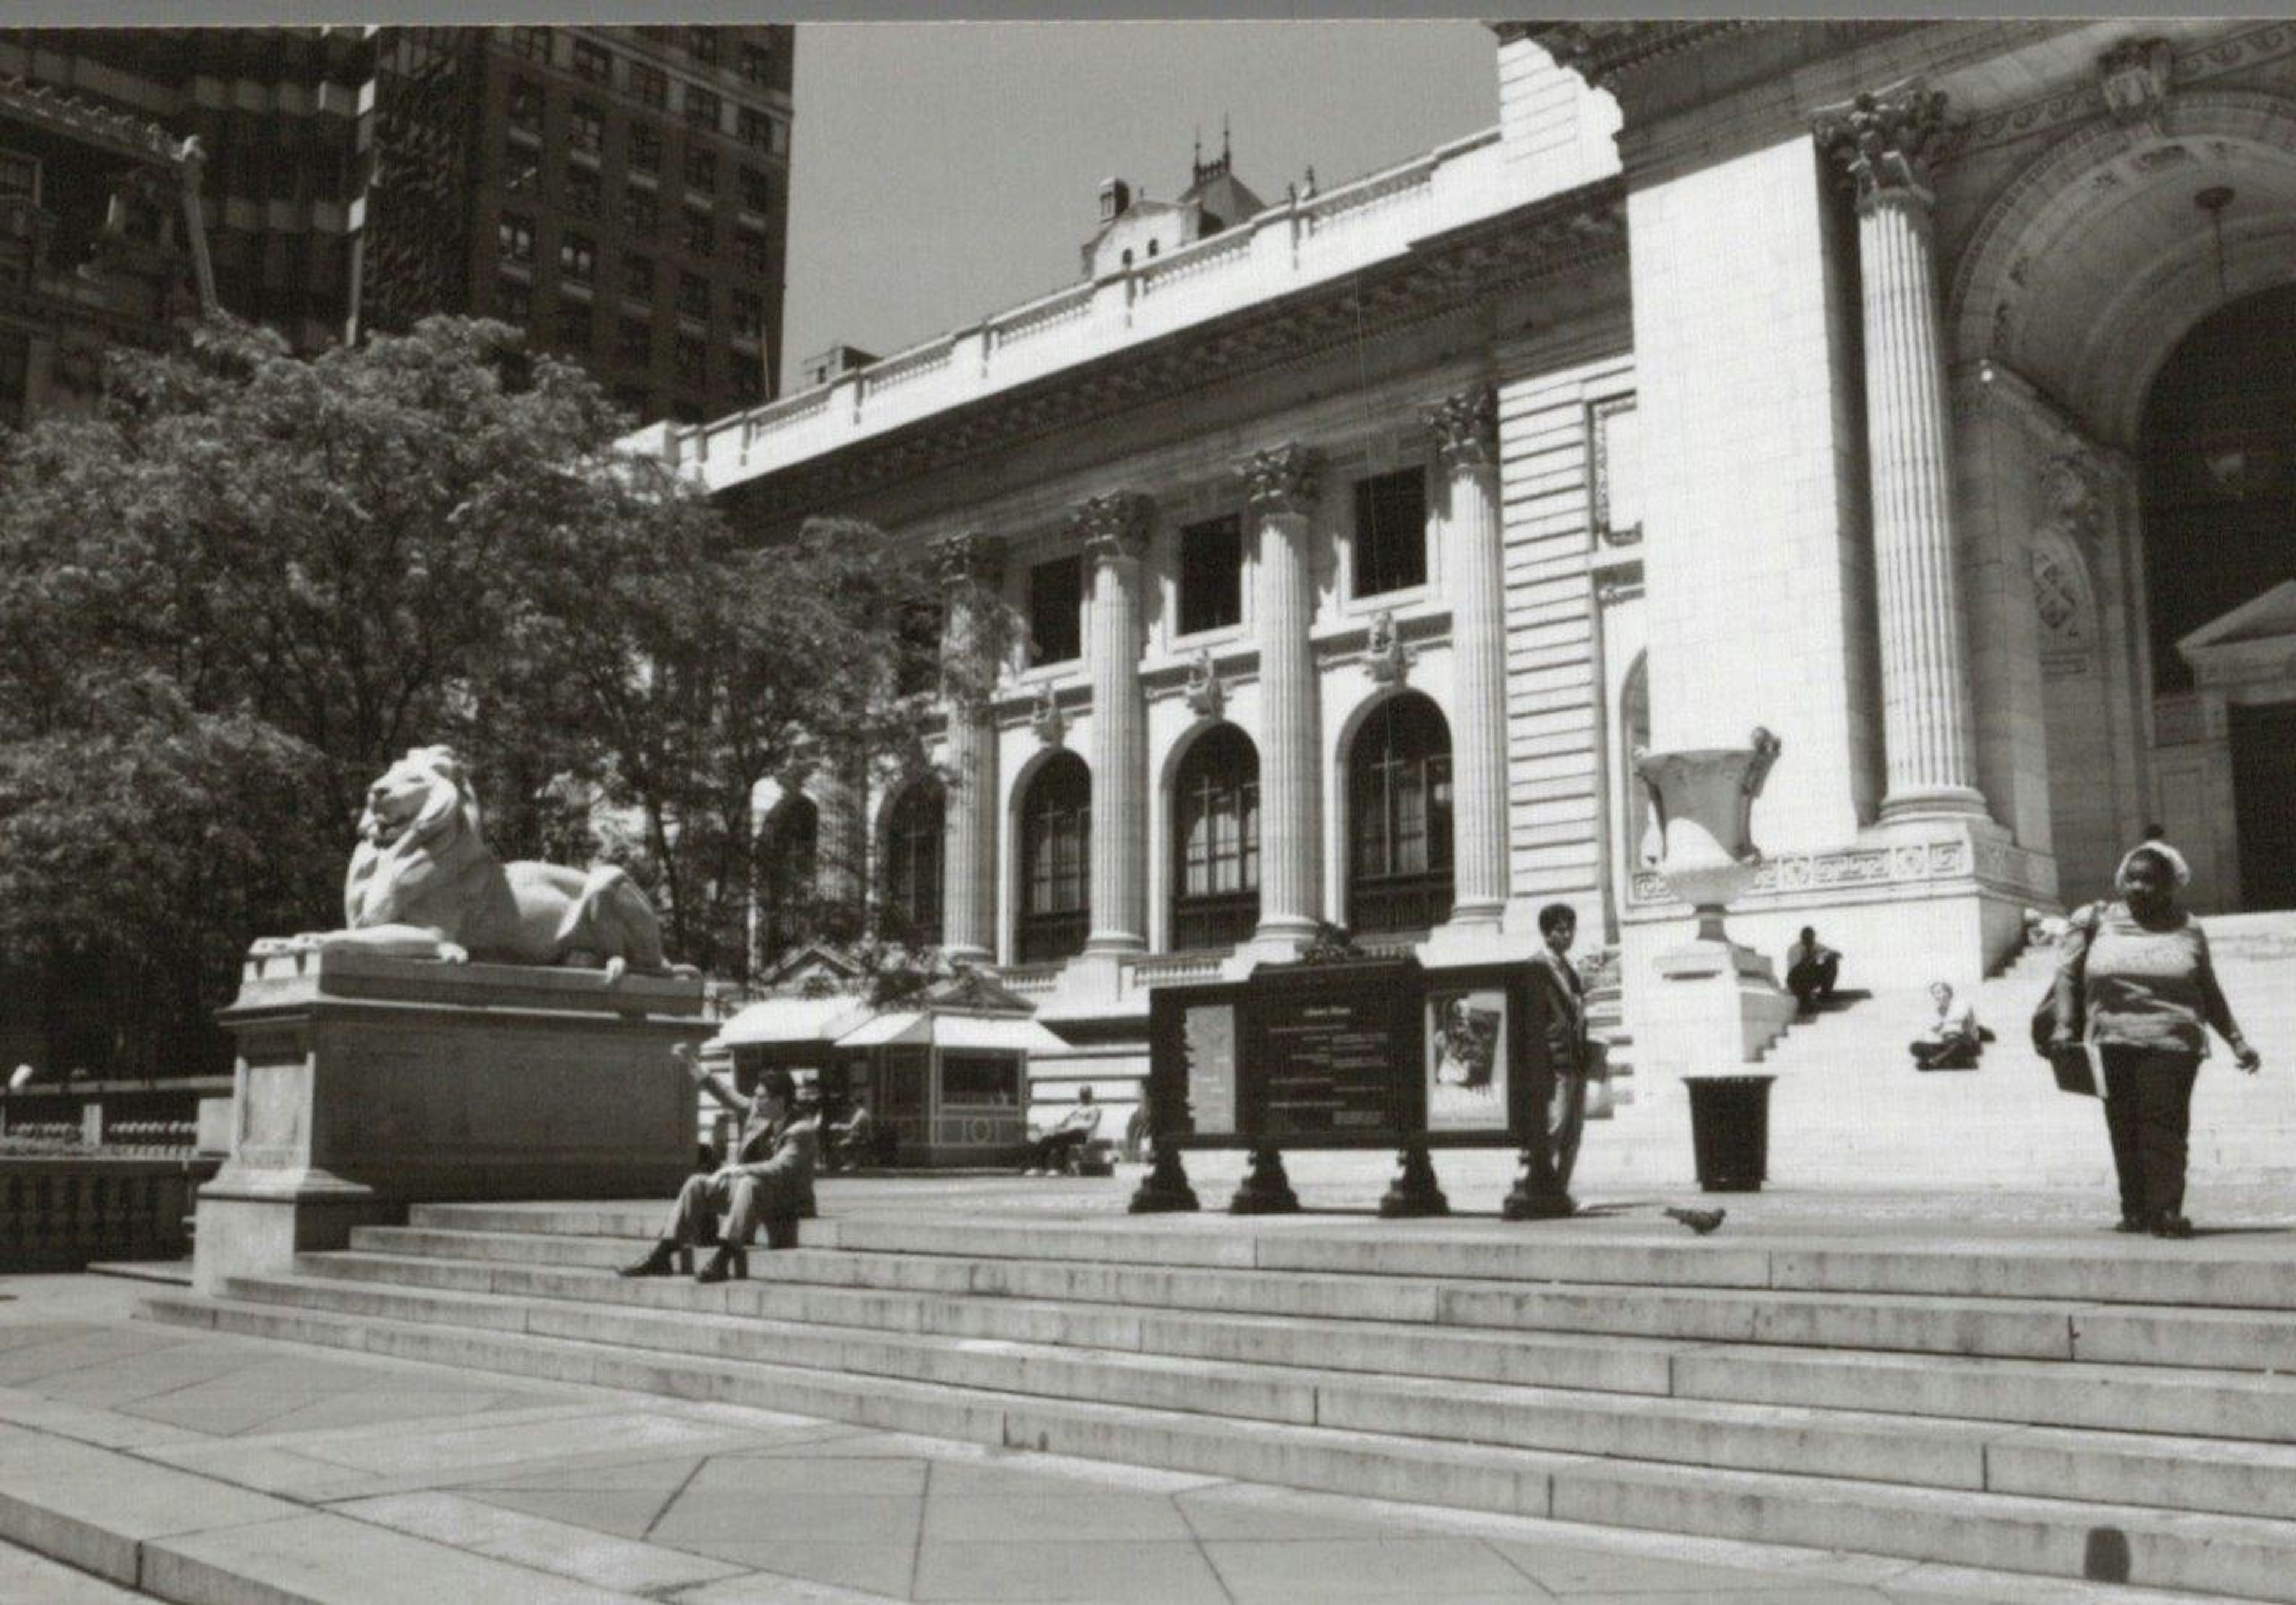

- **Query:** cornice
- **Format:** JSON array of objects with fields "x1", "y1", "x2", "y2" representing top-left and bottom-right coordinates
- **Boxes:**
[
  {"x1": 1502, "y1": 22, "x2": 1755, "y2": 92},
  {"x1": 726, "y1": 180, "x2": 1626, "y2": 526}
]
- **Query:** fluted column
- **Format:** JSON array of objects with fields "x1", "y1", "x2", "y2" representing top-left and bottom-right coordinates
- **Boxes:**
[
  {"x1": 1073, "y1": 492, "x2": 1154, "y2": 955},
  {"x1": 1428, "y1": 385, "x2": 1510, "y2": 925},
  {"x1": 1237, "y1": 444, "x2": 1324, "y2": 948},
  {"x1": 1821, "y1": 87, "x2": 1985, "y2": 818},
  {"x1": 935, "y1": 531, "x2": 1004, "y2": 965}
]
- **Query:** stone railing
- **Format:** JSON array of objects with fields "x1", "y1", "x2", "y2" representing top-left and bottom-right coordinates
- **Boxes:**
[
  {"x1": 1128, "y1": 950, "x2": 1228, "y2": 987},
  {"x1": 633, "y1": 126, "x2": 1509, "y2": 491},
  {"x1": 1000, "y1": 964, "x2": 1062, "y2": 996},
  {"x1": 0, "y1": 1154, "x2": 219, "y2": 1270}
]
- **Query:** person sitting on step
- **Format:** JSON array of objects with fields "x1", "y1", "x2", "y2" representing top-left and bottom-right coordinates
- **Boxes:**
[
  {"x1": 823, "y1": 1091, "x2": 877, "y2": 1173},
  {"x1": 1019, "y1": 1086, "x2": 1100, "y2": 1175},
  {"x1": 621, "y1": 1050, "x2": 818, "y2": 1283},
  {"x1": 1910, "y1": 981, "x2": 1981, "y2": 1071},
  {"x1": 1784, "y1": 926, "x2": 1842, "y2": 1016}
]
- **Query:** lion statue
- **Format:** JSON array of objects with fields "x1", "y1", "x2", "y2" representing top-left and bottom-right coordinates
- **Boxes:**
[{"x1": 264, "y1": 745, "x2": 695, "y2": 982}]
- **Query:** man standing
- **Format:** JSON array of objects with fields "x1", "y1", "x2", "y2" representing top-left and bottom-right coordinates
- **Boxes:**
[
  {"x1": 1020, "y1": 1086, "x2": 1100, "y2": 1176},
  {"x1": 621, "y1": 1046, "x2": 818, "y2": 1283},
  {"x1": 1530, "y1": 903, "x2": 1595, "y2": 1197},
  {"x1": 1785, "y1": 926, "x2": 1842, "y2": 1015}
]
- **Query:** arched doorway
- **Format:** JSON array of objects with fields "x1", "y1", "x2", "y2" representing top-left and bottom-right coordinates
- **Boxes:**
[
  {"x1": 756, "y1": 793, "x2": 819, "y2": 961},
  {"x1": 878, "y1": 779, "x2": 944, "y2": 946},
  {"x1": 1345, "y1": 692, "x2": 1453, "y2": 934},
  {"x1": 1016, "y1": 751, "x2": 1091, "y2": 962},
  {"x1": 1171, "y1": 723, "x2": 1260, "y2": 950},
  {"x1": 2141, "y1": 285, "x2": 2296, "y2": 909}
]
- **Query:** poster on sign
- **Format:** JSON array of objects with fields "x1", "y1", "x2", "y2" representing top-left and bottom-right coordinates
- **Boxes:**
[{"x1": 1425, "y1": 987, "x2": 1509, "y2": 1132}]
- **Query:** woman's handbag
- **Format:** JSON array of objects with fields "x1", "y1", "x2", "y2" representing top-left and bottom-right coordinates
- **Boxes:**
[{"x1": 2032, "y1": 903, "x2": 2102, "y2": 1096}]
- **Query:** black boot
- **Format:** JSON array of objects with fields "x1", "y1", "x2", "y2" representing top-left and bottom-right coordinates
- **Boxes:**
[
  {"x1": 618, "y1": 1240, "x2": 680, "y2": 1278},
  {"x1": 695, "y1": 1244, "x2": 748, "y2": 1284}
]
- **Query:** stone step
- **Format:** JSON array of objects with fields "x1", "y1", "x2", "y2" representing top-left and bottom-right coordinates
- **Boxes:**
[
  {"x1": 306, "y1": 1247, "x2": 2296, "y2": 1444},
  {"x1": 369, "y1": 1213, "x2": 2296, "y2": 1319},
  {"x1": 135, "y1": 1289, "x2": 2296, "y2": 1603}
]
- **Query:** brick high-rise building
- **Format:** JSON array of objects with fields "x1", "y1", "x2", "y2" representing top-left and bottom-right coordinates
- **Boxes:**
[{"x1": 0, "y1": 25, "x2": 793, "y2": 425}]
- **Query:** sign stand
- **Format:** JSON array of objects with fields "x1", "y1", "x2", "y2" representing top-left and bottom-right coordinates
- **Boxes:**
[
  {"x1": 1379, "y1": 1144, "x2": 1449, "y2": 1218},
  {"x1": 1501, "y1": 1144, "x2": 1574, "y2": 1219},
  {"x1": 1129, "y1": 1140, "x2": 1200, "y2": 1213},
  {"x1": 1228, "y1": 1145, "x2": 1300, "y2": 1214}
]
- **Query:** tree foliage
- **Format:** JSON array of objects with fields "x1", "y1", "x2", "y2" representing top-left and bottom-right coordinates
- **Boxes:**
[{"x1": 0, "y1": 315, "x2": 987, "y2": 1077}]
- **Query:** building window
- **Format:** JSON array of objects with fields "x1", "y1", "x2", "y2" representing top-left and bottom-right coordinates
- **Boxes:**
[
  {"x1": 1346, "y1": 692, "x2": 1453, "y2": 934},
  {"x1": 494, "y1": 277, "x2": 531, "y2": 323},
  {"x1": 623, "y1": 187, "x2": 658, "y2": 233},
  {"x1": 1019, "y1": 753, "x2": 1091, "y2": 962},
  {"x1": 622, "y1": 252, "x2": 655, "y2": 299},
  {"x1": 557, "y1": 301, "x2": 593, "y2": 348},
  {"x1": 560, "y1": 231, "x2": 596, "y2": 282},
  {"x1": 572, "y1": 39, "x2": 612, "y2": 83},
  {"x1": 1177, "y1": 514, "x2": 1243, "y2": 636},
  {"x1": 736, "y1": 228, "x2": 768, "y2": 274},
  {"x1": 1, "y1": 149, "x2": 42, "y2": 206},
  {"x1": 731, "y1": 358, "x2": 764, "y2": 403},
  {"x1": 500, "y1": 142, "x2": 540, "y2": 194},
  {"x1": 1028, "y1": 555, "x2": 1082, "y2": 666},
  {"x1": 497, "y1": 213, "x2": 535, "y2": 264},
  {"x1": 1590, "y1": 395, "x2": 1642, "y2": 545},
  {"x1": 674, "y1": 334, "x2": 705, "y2": 386},
  {"x1": 737, "y1": 108, "x2": 776, "y2": 152},
  {"x1": 508, "y1": 80, "x2": 544, "y2": 132},
  {"x1": 685, "y1": 85, "x2": 720, "y2": 131},
  {"x1": 510, "y1": 26, "x2": 551, "y2": 63},
  {"x1": 682, "y1": 206, "x2": 715, "y2": 255},
  {"x1": 676, "y1": 273, "x2": 710, "y2": 320},
  {"x1": 628, "y1": 125, "x2": 662, "y2": 172},
  {"x1": 685, "y1": 147, "x2": 717, "y2": 193},
  {"x1": 758, "y1": 796, "x2": 817, "y2": 959},
  {"x1": 738, "y1": 166, "x2": 773, "y2": 213},
  {"x1": 628, "y1": 61, "x2": 667, "y2": 108},
  {"x1": 568, "y1": 102, "x2": 605, "y2": 155},
  {"x1": 941, "y1": 1053, "x2": 1019, "y2": 1107},
  {"x1": 617, "y1": 315, "x2": 651, "y2": 364},
  {"x1": 1173, "y1": 724, "x2": 1260, "y2": 950},
  {"x1": 564, "y1": 166, "x2": 600, "y2": 216},
  {"x1": 731, "y1": 289, "x2": 763, "y2": 339},
  {"x1": 738, "y1": 41, "x2": 773, "y2": 84},
  {"x1": 688, "y1": 27, "x2": 722, "y2": 64},
  {"x1": 879, "y1": 782, "x2": 944, "y2": 946},
  {"x1": 1352, "y1": 467, "x2": 1428, "y2": 597}
]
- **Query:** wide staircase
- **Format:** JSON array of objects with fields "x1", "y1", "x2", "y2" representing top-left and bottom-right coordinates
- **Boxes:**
[
  {"x1": 1744, "y1": 910, "x2": 2296, "y2": 1187},
  {"x1": 145, "y1": 1200, "x2": 2296, "y2": 1601}
]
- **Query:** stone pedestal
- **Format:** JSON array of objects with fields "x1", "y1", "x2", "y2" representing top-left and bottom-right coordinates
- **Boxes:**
[{"x1": 195, "y1": 945, "x2": 711, "y2": 1294}]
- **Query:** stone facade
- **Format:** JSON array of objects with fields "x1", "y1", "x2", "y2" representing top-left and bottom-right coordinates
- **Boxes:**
[{"x1": 634, "y1": 20, "x2": 2296, "y2": 1143}]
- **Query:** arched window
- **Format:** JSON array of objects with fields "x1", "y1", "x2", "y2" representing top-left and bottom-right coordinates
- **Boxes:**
[
  {"x1": 1347, "y1": 693, "x2": 1453, "y2": 934},
  {"x1": 879, "y1": 781, "x2": 944, "y2": 946},
  {"x1": 757, "y1": 794, "x2": 819, "y2": 959},
  {"x1": 1171, "y1": 724, "x2": 1260, "y2": 950},
  {"x1": 1018, "y1": 753, "x2": 1091, "y2": 962}
]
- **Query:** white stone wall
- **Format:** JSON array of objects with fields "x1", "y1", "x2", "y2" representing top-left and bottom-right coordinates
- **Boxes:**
[{"x1": 1496, "y1": 33, "x2": 1623, "y2": 204}]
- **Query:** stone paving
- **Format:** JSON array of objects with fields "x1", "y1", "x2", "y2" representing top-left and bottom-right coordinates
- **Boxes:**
[{"x1": 0, "y1": 1265, "x2": 2249, "y2": 1604}]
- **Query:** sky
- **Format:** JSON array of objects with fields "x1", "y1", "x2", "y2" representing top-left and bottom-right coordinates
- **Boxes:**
[{"x1": 777, "y1": 21, "x2": 1500, "y2": 392}]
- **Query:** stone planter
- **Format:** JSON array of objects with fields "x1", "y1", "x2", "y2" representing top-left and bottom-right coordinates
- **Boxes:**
[{"x1": 1633, "y1": 728, "x2": 1782, "y2": 941}]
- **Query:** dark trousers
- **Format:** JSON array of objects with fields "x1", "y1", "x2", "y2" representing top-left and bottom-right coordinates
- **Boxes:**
[
  {"x1": 1027, "y1": 1129, "x2": 1088, "y2": 1172},
  {"x1": 1910, "y1": 1036, "x2": 1979, "y2": 1070},
  {"x1": 1788, "y1": 955, "x2": 1839, "y2": 1010},
  {"x1": 2100, "y1": 1046, "x2": 2202, "y2": 1222}
]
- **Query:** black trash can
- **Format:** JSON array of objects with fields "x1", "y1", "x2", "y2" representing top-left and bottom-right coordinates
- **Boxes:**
[{"x1": 1685, "y1": 1074, "x2": 1776, "y2": 1193}]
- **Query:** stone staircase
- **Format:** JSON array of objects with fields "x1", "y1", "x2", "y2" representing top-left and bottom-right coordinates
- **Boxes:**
[{"x1": 143, "y1": 1202, "x2": 2296, "y2": 1601}]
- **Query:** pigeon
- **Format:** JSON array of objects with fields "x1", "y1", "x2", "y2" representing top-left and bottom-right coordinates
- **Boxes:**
[{"x1": 1665, "y1": 1206, "x2": 1727, "y2": 1236}]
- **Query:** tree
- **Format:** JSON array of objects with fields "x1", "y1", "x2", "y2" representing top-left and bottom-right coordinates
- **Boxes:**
[{"x1": 0, "y1": 313, "x2": 983, "y2": 1074}]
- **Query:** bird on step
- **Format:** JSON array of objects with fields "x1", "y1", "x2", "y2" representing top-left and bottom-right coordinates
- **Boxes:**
[{"x1": 1665, "y1": 1206, "x2": 1727, "y2": 1235}]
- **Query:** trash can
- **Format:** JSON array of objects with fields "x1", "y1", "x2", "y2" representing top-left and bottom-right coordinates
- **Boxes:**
[{"x1": 1685, "y1": 1074, "x2": 1775, "y2": 1193}]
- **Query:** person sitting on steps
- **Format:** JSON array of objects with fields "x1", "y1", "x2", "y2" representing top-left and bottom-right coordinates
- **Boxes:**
[
  {"x1": 1019, "y1": 1086, "x2": 1100, "y2": 1176},
  {"x1": 1910, "y1": 981, "x2": 1981, "y2": 1070},
  {"x1": 1785, "y1": 926, "x2": 1842, "y2": 1016},
  {"x1": 824, "y1": 1092, "x2": 877, "y2": 1173},
  {"x1": 621, "y1": 1048, "x2": 818, "y2": 1284}
]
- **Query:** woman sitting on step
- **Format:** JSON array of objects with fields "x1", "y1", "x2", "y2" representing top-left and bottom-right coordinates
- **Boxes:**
[
  {"x1": 2048, "y1": 840, "x2": 2263, "y2": 1239},
  {"x1": 621, "y1": 1051, "x2": 819, "y2": 1283}
]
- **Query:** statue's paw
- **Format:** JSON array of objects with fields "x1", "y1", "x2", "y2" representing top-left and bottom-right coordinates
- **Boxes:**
[
  {"x1": 602, "y1": 956, "x2": 629, "y2": 986},
  {"x1": 437, "y1": 942, "x2": 471, "y2": 965}
]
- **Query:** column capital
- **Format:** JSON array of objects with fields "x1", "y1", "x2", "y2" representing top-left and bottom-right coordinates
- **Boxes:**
[
  {"x1": 1815, "y1": 84, "x2": 1950, "y2": 212},
  {"x1": 933, "y1": 530, "x2": 1004, "y2": 588},
  {"x1": 1424, "y1": 384, "x2": 1499, "y2": 472},
  {"x1": 1068, "y1": 491, "x2": 1155, "y2": 563},
  {"x1": 1236, "y1": 442, "x2": 1322, "y2": 516}
]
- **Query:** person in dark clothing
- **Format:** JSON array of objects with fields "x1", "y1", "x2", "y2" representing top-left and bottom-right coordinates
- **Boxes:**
[
  {"x1": 1530, "y1": 903, "x2": 1595, "y2": 1199},
  {"x1": 1785, "y1": 926, "x2": 1842, "y2": 1014},
  {"x1": 2049, "y1": 840, "x2": 2261, "y2": 1238},
  {"x1": 621, "y1": 1053, "x2": 818, "y2": 1282}
]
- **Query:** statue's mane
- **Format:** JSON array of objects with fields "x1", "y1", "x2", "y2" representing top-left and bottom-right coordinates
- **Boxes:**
[{"x1": 345, "y1": 747, "x2": 489, "y2": 928}]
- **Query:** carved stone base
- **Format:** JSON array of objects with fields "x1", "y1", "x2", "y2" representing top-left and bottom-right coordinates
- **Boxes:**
[
  {"x1": 1378, "y1": 1146, "x2": 1449, "y2": 1218},
  {"x1": 1501, "y1": 1147, "x2": 1576, "y2": 1221},
  {"x1": 1128, "y1": 1143, "x2": 1200, "y2": 1214},
  {"x1": 1228, "y1": 1146, "x2": 1300, "y2": 1215}
]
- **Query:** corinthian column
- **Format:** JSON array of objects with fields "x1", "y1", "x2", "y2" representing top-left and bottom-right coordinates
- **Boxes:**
[
  {"x1": 1072, "y1": 491, "x2": 1154, "y2": 955},
  {"x1": 1820, "y1": 87, "x2": 1985, "y2": 818},
  {"x1": 1238, "y1": 444, "x2": 1323, "y2": 949},
  {"x1": 935, "y1": 531, "x2": 1003, "y2": 965},
  {"x1": 1428, "y1": 385, "x2": 1510, "y2": 926}
]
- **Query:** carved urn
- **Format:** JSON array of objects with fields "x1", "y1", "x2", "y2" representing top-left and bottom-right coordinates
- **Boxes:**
[{"x1": 1633, "y1": 729, "x2": 1782, "y2": 942}]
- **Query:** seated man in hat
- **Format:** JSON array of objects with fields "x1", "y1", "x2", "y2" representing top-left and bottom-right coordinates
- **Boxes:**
[
  {"x1": 1019, "y1": 1086, "x2": 1101, "y2": 1176},
  {"x1": 621, "y1": 1045, "x2": 819, "y2": 1283}
]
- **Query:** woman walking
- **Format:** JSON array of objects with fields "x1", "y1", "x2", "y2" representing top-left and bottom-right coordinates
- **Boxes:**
[{"x1": 2049, "y1": 842, "x2": 2263, "y2": 1238}]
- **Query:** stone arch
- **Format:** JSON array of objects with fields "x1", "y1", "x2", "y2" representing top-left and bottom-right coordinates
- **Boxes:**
[
  {"x1": 1009, "y1": 747, "x2": 1092, "y2": 964},
  {"x1": 875, "y1": 774, "x2": 945, "y2": 946},
  {"x1": 1336, "y1": 688, "x2": 1455, "y2": 936},
  {"x1": 1166, "y1": 720, "x2": 1262, "y2": 950}
]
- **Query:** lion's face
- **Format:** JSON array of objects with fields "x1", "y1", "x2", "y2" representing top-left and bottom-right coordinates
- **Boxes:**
[{"x1": 359, "y1": 747, "x2": 468, "y2": 849}]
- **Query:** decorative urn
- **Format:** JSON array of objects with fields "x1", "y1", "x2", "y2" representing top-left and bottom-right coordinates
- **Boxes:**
[{"x1": 1633, "y1": 728, "x2": 1782, "y2": 941}]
